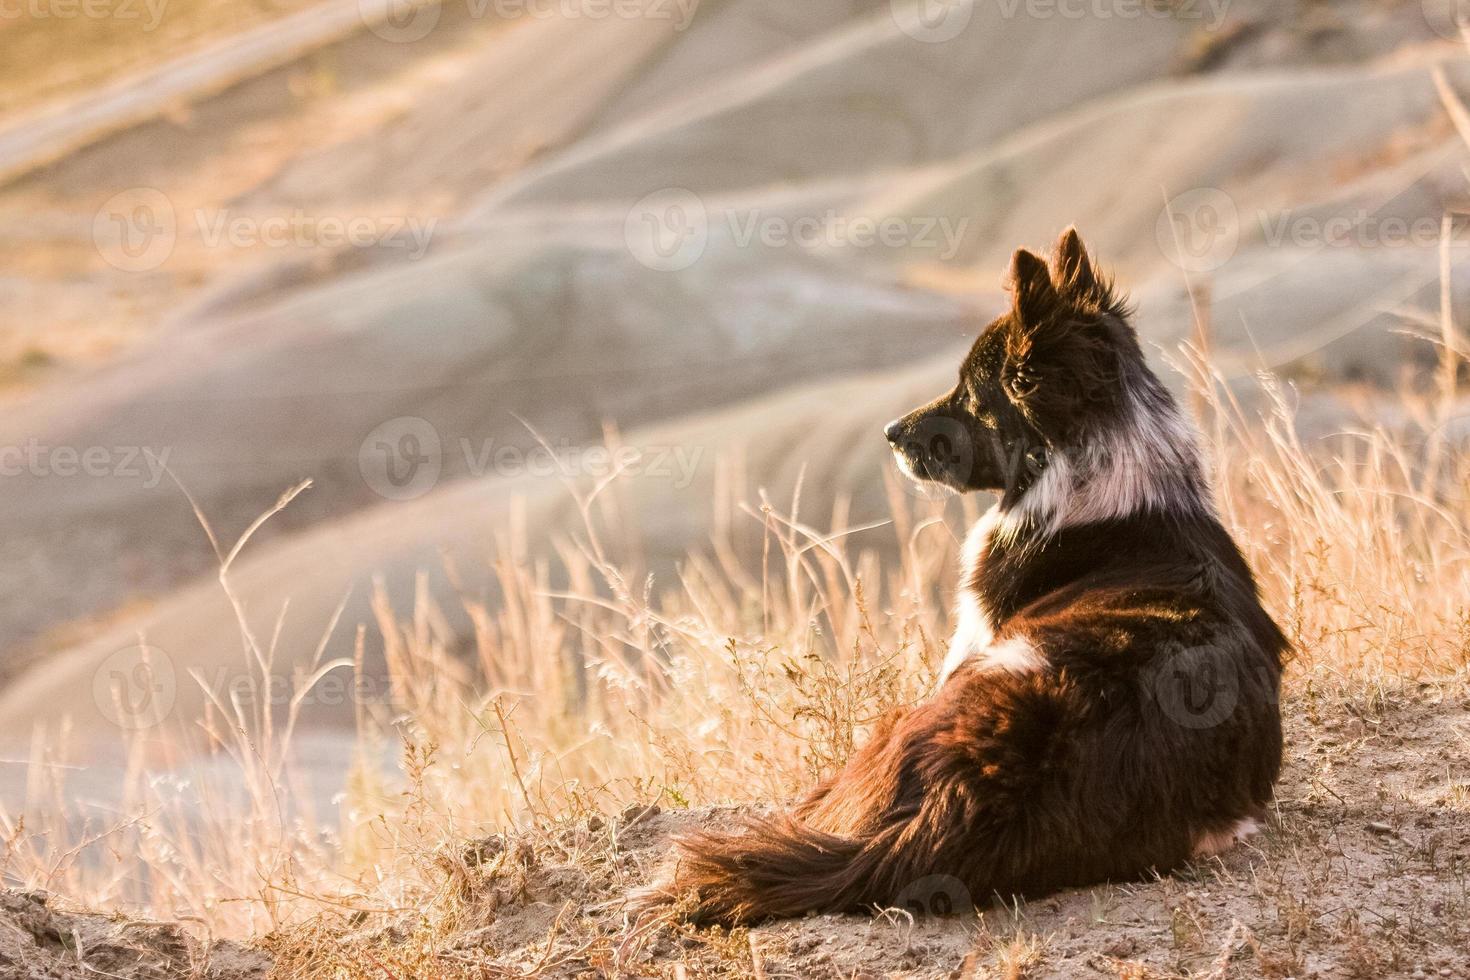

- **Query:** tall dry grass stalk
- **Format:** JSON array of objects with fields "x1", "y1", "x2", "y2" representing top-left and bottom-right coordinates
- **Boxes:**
[{"x1": 1, "y1": 346, "x2": 1468, "y2": 947}]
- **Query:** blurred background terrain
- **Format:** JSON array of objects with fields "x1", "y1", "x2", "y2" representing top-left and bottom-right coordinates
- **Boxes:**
[{"x1": 1, "y1": 0, "x2": 1469, "y2": 833}]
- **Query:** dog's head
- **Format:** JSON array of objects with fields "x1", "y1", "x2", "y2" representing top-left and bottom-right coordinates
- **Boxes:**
[{"x1": 885, "y1": 228, "x2": 1146, "y2": 503}]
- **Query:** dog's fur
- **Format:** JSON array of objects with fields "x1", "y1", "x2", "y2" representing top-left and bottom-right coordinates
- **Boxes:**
[{"x1": 641, "y1": 229, "x2": 1285, "y2": 925}]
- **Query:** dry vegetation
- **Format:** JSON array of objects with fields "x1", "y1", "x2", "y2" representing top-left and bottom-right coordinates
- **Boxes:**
[
  {"x1": 5, "y1": 6, "x2": 1470, "y2": 978},
  {"x1": 1, "y1": 333, "x2": 1468, "y2": 978},
  {"x1": 4, "y1": 262, "x2": 1470, "y2": 977}
]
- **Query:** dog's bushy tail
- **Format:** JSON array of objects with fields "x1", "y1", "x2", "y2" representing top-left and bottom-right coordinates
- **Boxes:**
[
  {"x1": 655, "y1": 796, "x2": 984, "y2": 925},
  {"x1": 637, "y1": 704, "x2": 986, "y2": 925},
  {"x1": 661, "y1": 814, "x2": 872, "y2": 924}
]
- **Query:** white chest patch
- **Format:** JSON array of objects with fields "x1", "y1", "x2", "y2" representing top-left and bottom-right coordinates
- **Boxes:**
[
  {"x1": 940, "y1": 594, "x2": 992, "y2": 684},
  {"x1": 939, "y1": 507, "x2": 1047, "y2": 685}
]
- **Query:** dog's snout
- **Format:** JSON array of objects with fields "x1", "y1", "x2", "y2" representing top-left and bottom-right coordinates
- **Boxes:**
[{"x1": 884, "y1": 419, "x2": 903, "y2": 445}]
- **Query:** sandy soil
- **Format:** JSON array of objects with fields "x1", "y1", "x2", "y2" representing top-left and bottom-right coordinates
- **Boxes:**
[
  {"x1": 250, "y1": 682, "x2": 1470, "y2": 979},
  {"x1": 0, "y1": 889, "x2": 269, "y2": 979}
]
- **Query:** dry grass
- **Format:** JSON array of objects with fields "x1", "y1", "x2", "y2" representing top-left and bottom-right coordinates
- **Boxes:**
[{"x1": 1, "y1": 291, "x2": 1469, "y2": 976}]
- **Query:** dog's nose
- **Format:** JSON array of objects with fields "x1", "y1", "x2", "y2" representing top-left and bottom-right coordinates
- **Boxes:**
[{"x1": 884, "y1": 420, "x2": 903, "y2": 445}]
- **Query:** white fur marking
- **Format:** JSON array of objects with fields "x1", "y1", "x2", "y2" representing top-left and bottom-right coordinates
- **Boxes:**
[
  {"x1": 997, "y1": 376, "x2": 1212, "y2": 543},
  {"x1": 1191, "y1": 817, "x2": 1261, "y2": 859},
  {"x1": 939, "y1": 506, "x2": 1000, "y2": 685},
  {"x1": 977, "y1": 636, "x2": 1046, "y2": 674},
  {"x1": 940, "y1": 507, "x2": 1049, "y2": 685}
]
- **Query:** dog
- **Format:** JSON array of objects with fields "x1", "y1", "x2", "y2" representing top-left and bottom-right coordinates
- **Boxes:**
[{"x1": 641, "y1": 228, "x2": 1286, "y2": 925}]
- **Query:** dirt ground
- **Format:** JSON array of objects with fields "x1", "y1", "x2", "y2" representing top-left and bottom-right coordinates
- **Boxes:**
[
  {"x1": 0, "y1": 889, "x2": 269, "y2": 980},
  {"x1": 3, "y1": 673, "x2": 1466, "y2": 980},
  {"x1": 240, "y1": 680, "x2": 1469, "y2": 979}
]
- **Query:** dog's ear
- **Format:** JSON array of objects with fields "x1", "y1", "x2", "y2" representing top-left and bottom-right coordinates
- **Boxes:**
[
  {"x1": 1004, "y1": 242, "x2": 1121, "y2": 437},
  {"x1": 1009, "y1": 248, "x2": 1061, "y2": 327},
  {"x1": 1052, "y1": 227, "x2": 1096, "y2": 296},
  {"x1": 1052, "y1": 226, "x2": 1126, "y2": 318}
]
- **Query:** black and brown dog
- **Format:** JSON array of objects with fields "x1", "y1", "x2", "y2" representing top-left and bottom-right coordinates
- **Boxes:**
[{"x1": 642, "y1": 229, "x2": 1285, "y2": 925}]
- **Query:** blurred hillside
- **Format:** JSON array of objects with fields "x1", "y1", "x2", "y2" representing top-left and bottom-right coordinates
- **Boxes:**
[{"x1": 1, "y1": 0, "x2": 1468, "y2": 750}]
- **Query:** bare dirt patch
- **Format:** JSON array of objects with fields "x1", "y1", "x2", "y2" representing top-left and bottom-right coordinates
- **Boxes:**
[
  {"x1": 259, "y1": 682, "x2": 1470, "y2": 979},
  {"x1": 0, "y1": 889, "x2": 269, "y2": 980}
]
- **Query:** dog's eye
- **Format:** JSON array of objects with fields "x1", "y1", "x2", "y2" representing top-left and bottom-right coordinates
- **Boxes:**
[{"x1": 1007, "y1": 370, "x2": 1038, "y2": 399}]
